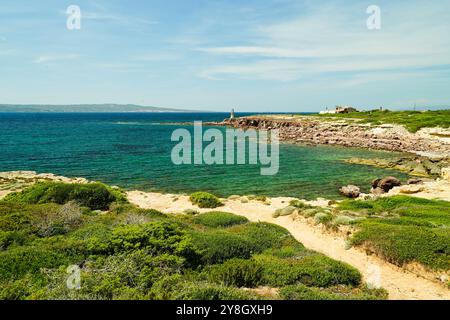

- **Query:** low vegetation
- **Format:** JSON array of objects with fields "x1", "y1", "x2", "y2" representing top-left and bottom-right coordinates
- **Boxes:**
[
  {"x1": 315, "y1": 109, "x2": 450, "y2": 133},
  {"x1": 189, "y1": 192, "x2": 223, "y2": 209},
  {"x1": 0, "y1": 183, "x2": 384, "y2": 300},
  {"x1": 3, "y1": 182, "x2": 126, "y2": 210},
  {"x1": 278, "y1": 195, "x2": 450, "y2": 273},
  {"x1": 192, "y1": 212, "x2": 248, "y2": 228},
  {"x1": 338, "y1": 196, "x2": 450, "y2": 270}
]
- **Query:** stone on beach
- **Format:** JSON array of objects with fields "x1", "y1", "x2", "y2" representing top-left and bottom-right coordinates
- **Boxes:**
[
  {"x1": 372, "y1": 176, "x2": 401, "y2": 193},
  {"x1": 339, "y1": 185, "x2": 361, "y2": 198}
]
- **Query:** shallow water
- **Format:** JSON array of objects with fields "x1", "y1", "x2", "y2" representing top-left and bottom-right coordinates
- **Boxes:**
[{"x1": 0, "y1": 112, "x2": 409, "y2": 199}]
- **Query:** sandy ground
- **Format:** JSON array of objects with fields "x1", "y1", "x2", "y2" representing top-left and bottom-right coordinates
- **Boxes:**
[{"x1": 127, "y1": 191, "x2": 450, "y2": 300}]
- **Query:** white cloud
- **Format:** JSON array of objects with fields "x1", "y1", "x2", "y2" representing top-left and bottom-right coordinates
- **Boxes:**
[
  {"x1": 34, "y1": 54, "x2": 80, "y2": 64},
  {"x1": 198, "y1": 2, "x2": 450, "y2": 82},
  {"x1": 82, "y1": 12, "x2": 158, "y2": 25}
]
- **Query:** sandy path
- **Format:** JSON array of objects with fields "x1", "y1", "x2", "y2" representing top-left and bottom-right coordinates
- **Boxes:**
[{"x1": 127, "y1": 191, "x2": 450, "y2": 300}]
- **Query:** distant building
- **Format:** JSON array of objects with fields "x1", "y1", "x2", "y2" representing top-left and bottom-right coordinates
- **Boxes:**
[
  {"x1": 320, "y1": 106, "x2": 358, "y2": 114},
  {"x1": 230, "y1": 108, "x2": 235, "y2": 119}
]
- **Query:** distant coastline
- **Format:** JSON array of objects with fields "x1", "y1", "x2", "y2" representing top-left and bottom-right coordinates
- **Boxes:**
[{"x1": 0, "y1": 104, "x2": 207, "y2": 113}]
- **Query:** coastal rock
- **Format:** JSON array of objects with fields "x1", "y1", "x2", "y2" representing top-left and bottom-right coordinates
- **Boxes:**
[
  {"x1": 240, "y1": 196, "x2": 249, "y2": 203},
  {"x1": 371, "y1": 187, "x2": 386, "y2": 196},
  {"x1": 398, "y1": 185, "x2": 425, "y2": 194},
  {"x1": 273, "y1": 206, "x2": 297, "y2": 218},
  {"x1": 339, "y1": 185, "x2": 361, "y2": 198},
  {"x1": 407, "y1": 178, "x2": 424, "y2": 185},
  {"x1": 219, "y1": 116, "x2": 450, "y2": 156},
  {"x1": 373, "y1": 177, "x2": 401, "y2": 192},
  {"x1": 371, "y1": 178, "x2": 382, "y2": 189}
]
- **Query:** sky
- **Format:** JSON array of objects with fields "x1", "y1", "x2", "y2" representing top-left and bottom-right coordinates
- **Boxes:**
[{"x1": 1, "y1": 0, "x2": 450, "y2": 112}]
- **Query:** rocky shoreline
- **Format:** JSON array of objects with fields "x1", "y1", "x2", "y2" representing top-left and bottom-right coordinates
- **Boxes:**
[
  {"x1": 214, "y1": 116, "x2": 450, "y2": 157},
  {"x1": 345, "y1": 156, "x2": 450, "y2": 178}
]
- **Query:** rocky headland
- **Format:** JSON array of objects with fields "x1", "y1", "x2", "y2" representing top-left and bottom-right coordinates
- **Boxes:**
[{"x1": 216, "y1": 115, "x2": 450, "y2": 157}]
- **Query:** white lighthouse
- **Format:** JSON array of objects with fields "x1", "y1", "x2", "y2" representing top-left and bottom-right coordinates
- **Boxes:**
[{"x1": 230, "y1": 108, "x2": 235, "y2": 119}]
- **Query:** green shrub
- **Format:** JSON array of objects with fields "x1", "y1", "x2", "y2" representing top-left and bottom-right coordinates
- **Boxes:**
[
  {"x1": 254, "y1": 254, "x2": 361, "y2": 287},
  {"x1": 149, "y1": 275, "x2": 257, "y2": 300},
  {"x1": 0, "y1": 202, "x2": 85, "y2": 246},
  {"x1": 0, "y1": 245, "x2": 76, "y2": 281},
  {"x1": 191, "y1": 231, "x2": 256, "y2": 264},
  {"x1": 314, "y1": 212, "x2": 332, "y2": 224},
  {"x1": 0, "y1": 274, "x2": 45, "y2": 300},
  {"x1": 332, "y1": 215, "x2": 355, "y2": 226},
  {"x1": 108, "y1": 222, "x2": 200, "y2": 263},
  {"x1": 261, "y1": 242, "x2": 309, "y2": 259},
  {"x1": 110, "y1": 204, "x2": 165, "y2": 218},
  {"x1": 189, "y1": 192, "x2": 223, "y2": 209},
  {"x1": 339, "y1": 196, "x2": 450, "y2": 270},
  {"x1": 208, "y1": 259, "x2": 263, "y2": 288},
  {"x1": 4, "y1": 182, "x2": 126, "y2": 210},
  {"x1": 289, "y1": 200, "x2": 313, "y2": 209},
  {"x1": 193, "y1": 212, "x2": 248, "y2": 228},
  {"x1": 299, "y1": 208, "x2": 322, "y2": 218},
  {"x1": 351, "y1": 221, "x2": 450, "y2": 270},
  {"x1": 0, "y1": 230, "x2": 30, "y2": 250},
  {"x1": 173, "y1": 282, "x2": 255, "y2": 300},
  {"x1": 280, "y1": 284, "x2": 336, "y2": 300},
  {"x1": 33, "y1": 201, "x2": 83, "y2": 237},
  {"x1": 229, "y1": 222, "x2": 293, "y2": 252},
  {"x1": 0, "y1": 202, "x2": 36, "y2": 232},
  {"x1": 279, "y1": 284, "x2": 387, "y2": 300}
]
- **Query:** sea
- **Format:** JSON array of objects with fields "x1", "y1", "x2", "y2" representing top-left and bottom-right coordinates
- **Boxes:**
[{"x1": 0, "y1": 112, "x2": 409, "y2": 200}]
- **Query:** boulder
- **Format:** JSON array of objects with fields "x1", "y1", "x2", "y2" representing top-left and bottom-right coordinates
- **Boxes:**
[
  {"x1": 273, "y1": 206, "x2": 297, "y2": 218},
  {"x1": 398, "y1": 185, "x2": 424, "y2": 194},
  {"x1": 373, "y1": 176, "x2": 401, "y2": 192},
  {"x1": 371, "y1": 178, "x2": 382, "y2": 189},
  {"x1": 339, "y1": 185, "x2": 361, "y2": 198}
]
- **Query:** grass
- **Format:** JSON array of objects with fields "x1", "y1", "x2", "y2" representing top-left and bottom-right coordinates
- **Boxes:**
[
  {"x1": 0, "y1": 181, "x2": 383, "y2": 300},
  {"x1": 337, "y1": 196, "x2": 450, "y2": 270},
  {"x1": 314, "y1": 109, "x2": 450, "y2": 133}
]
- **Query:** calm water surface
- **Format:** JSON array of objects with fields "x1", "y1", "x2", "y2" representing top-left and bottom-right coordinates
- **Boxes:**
[{"x1": 0, "y1": 112, "x2": 409, "y2": 199}]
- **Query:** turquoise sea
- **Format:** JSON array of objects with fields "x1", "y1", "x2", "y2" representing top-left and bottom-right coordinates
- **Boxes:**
[{"x1": 0, "y1": 112, "x2": 409, "y2": 199}]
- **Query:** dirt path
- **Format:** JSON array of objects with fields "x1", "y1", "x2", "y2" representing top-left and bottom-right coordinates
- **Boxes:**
[{"x1": 127, "y1": 191, "x2": 450, "y2": 300}]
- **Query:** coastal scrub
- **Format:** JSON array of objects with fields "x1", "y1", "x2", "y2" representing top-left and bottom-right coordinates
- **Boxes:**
[{"x1": 189, "y1": 192, "x2": 223, "y2": 209}]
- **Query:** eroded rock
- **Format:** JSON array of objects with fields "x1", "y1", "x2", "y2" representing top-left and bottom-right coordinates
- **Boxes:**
[{"x1": 339, "y1": 185, "x2": 361, "y2": 198}]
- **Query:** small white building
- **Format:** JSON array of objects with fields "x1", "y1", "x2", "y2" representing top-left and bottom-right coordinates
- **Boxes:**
[{"x1": 320, "y1": 106, "x2": 358, "y2": 114}]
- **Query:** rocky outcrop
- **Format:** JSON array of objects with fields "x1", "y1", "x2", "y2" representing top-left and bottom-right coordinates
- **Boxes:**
[
  {"x1": 345, "y1": 156, "x2": 449, "y2": 177},
  {"x1": 218, "y1": 116, "x2": 450, "y2": 155}
]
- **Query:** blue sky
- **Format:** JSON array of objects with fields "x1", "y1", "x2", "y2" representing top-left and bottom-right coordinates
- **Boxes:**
[{"x1": 1, "y1": 0, "x2": 450, "y2": 112}]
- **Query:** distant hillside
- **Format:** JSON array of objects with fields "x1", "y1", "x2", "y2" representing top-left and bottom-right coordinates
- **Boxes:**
[{"x1": 0, "y1": 104, "x2": 203, "y2": 113}]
